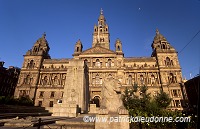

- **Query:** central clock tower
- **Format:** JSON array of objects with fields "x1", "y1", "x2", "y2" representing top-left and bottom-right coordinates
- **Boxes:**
[{"x1": 92, "y1": 9, "x2": 110, "y2": 49}]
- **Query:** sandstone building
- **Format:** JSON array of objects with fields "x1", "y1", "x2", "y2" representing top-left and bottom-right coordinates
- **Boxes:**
[
  {"x1": 14, "y1": 9, "x2": 184, "y2": 110},
  {"x1": 0, "y1": 61, "x2": 20, "y2": 97}
]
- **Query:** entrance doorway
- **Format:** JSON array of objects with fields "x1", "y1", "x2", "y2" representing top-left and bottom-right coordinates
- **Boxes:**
[{"x1": 93, "y1": 96, "x2": 100, "y2": 107}]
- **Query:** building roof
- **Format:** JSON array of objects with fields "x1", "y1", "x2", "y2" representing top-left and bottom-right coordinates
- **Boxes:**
[
  {"x1": 124, "y1": 57, "x2": 156, "y2": 62},
  {"x1": 43, "y1": 58, "x2": 71, "y2": 64}
]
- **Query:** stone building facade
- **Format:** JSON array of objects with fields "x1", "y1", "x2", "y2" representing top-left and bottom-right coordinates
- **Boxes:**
[
  {"x1": 0, "y1": 61, "x2": 20, "y2": 97},
  {"x1": 14, "y1": 9, "x2": 184, "y2": 110}
]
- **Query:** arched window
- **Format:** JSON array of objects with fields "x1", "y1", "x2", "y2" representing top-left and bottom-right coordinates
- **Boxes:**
[
  {"x1": 50, "y1": 91, "x2": 55, "y2": 98},
  {"x1": 168, "y1": 73, "x2": 176, "y2": 83},
  {"x1": 140, "y1": 75, "x2": 144, "y2": 85},
  {"x1": 28, "y1": 60, "x2": 34, "y2": 69},
  {"x1": 24, "y1": 75, "x2": 31, "y2": 84},
  {"x1": 53, "y1": 76, "x2": 58, "y2": 85},
  {"x1": 151, "y1": 75, "x2": 155, "y2": 84},
  {"x1": 43, "y1": 76, "x2": 48, "y2": 85},
  {"x1": 107, "y1": 59, "x2": 112, "y2": 67},
  {"x1": 95, "y1": 59, "x2": 101, "y2": 67},
  {"x1": 128, "y1": 75, "x2": 132, "y2": 85},
  {"x1": 162, "y1": 44, "x2": 166, "y2": 49},
  {"x1": 171, "y1": 60, "x2": 174, "y2": 66},
  {"x1": 117, "y1": 45, "x2": 120, "y2": 51},
  {"x1": 165, "y1": 57, "x2": 171, "y2": 66},
  {"x1": 76, "y1": 47, "x2": 79, "y2": 52}
]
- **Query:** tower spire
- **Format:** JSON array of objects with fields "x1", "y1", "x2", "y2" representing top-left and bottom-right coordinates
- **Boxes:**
[
  {"x1": 156, "y1": 28, "x2": 159, "y2": 35},
  {"x1": 92, "y1": 9, "x2": 110, "y2": 49}
]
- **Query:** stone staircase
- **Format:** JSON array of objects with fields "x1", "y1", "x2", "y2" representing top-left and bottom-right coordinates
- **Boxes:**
[
  {"x1": 0, "y1": 105, "x2": 96, "y2": 129},
  {"x1": 43, "y1": 114, "x2": 95, "y2": 129},
  {"x1": 0, "y1": 105, "x2": 52, "y2": 119}
]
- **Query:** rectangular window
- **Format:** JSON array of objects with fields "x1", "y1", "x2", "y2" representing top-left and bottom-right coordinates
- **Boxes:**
[
  {"x1": 38, "y1": 101, "x2": 42, "y2": 107},
  {"x1": 172, "y1": 89, "x2": 181, "y2": 97},
  {"x1": 172, "y1": 90, "x2": 178, "y2": 97},
  {"x1": 49, "y1": 101, "x2": 54, "y2": 107},
  {"x1": 173, "y1": 100, "x2": 181, "y2": 107},
  {"x1": 177, "y1": 90, "x2": 181, "y2": 97}
]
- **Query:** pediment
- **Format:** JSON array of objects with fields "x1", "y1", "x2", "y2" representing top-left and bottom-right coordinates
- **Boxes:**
[{"x1": 81, "y1": 46, "x2": 116, "y2": 54}]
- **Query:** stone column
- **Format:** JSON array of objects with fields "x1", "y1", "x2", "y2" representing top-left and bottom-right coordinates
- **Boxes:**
[{"x1": 52, "y1": 59, "x2": 88, "y2": 117}]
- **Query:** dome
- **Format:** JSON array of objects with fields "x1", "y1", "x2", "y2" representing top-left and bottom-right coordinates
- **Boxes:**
[
  {"x1": 76, "y1": 39, "x2": 82, "y2": 45},
  {"x1": 153, "y1": 29, "x2": 167, "y2": 42},
  {"x1": 35, "y1": 33, "x2": 49, "y2": 47},
  {"x1": 115, "y1": 38, "x2": 122, "y2": 44},
  {"x1": 98, "y1": 14, "x2": 106, "y2": 21}
]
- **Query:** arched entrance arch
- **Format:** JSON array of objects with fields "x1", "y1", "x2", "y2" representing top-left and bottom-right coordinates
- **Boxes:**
[{"x1": 92, "y1": 96, "x2": 101, "y2": 107}]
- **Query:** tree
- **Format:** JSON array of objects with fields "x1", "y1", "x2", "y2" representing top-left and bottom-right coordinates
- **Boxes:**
[
  {"x1": 122, "y1": 84, "x2": 184, "y2": 129},
  {"x1": 139, "y1": 85, "x2": 151, "y2": 112},
  {"x1": 155, "y1": 89, "x2": 172, "y2": 109}
]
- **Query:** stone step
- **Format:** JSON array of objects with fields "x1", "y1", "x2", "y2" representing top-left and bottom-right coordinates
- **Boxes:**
[
  {"x1": 0, "y1": 105, "x2": 49, "y2": 113},
  {"x1": 1, "y1": 116, "x2": 68, "y2": 127},
  {"x1": 0, "y1": 105, "x2": 52, "y2": 119},
  {"x1": 44, "y1": 122, "x2": 95, "y2": 129},
  {"x1": 44, "y1": 115, "x2": 95, "y2": 129},
  {"x1": 0, "y1": 112, "x2": 52, "y2": 119}
]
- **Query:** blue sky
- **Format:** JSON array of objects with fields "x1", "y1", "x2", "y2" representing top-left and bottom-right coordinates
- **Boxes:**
[{"x1": 0, "y1": 0, "x2": 200, "y2": 79}]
